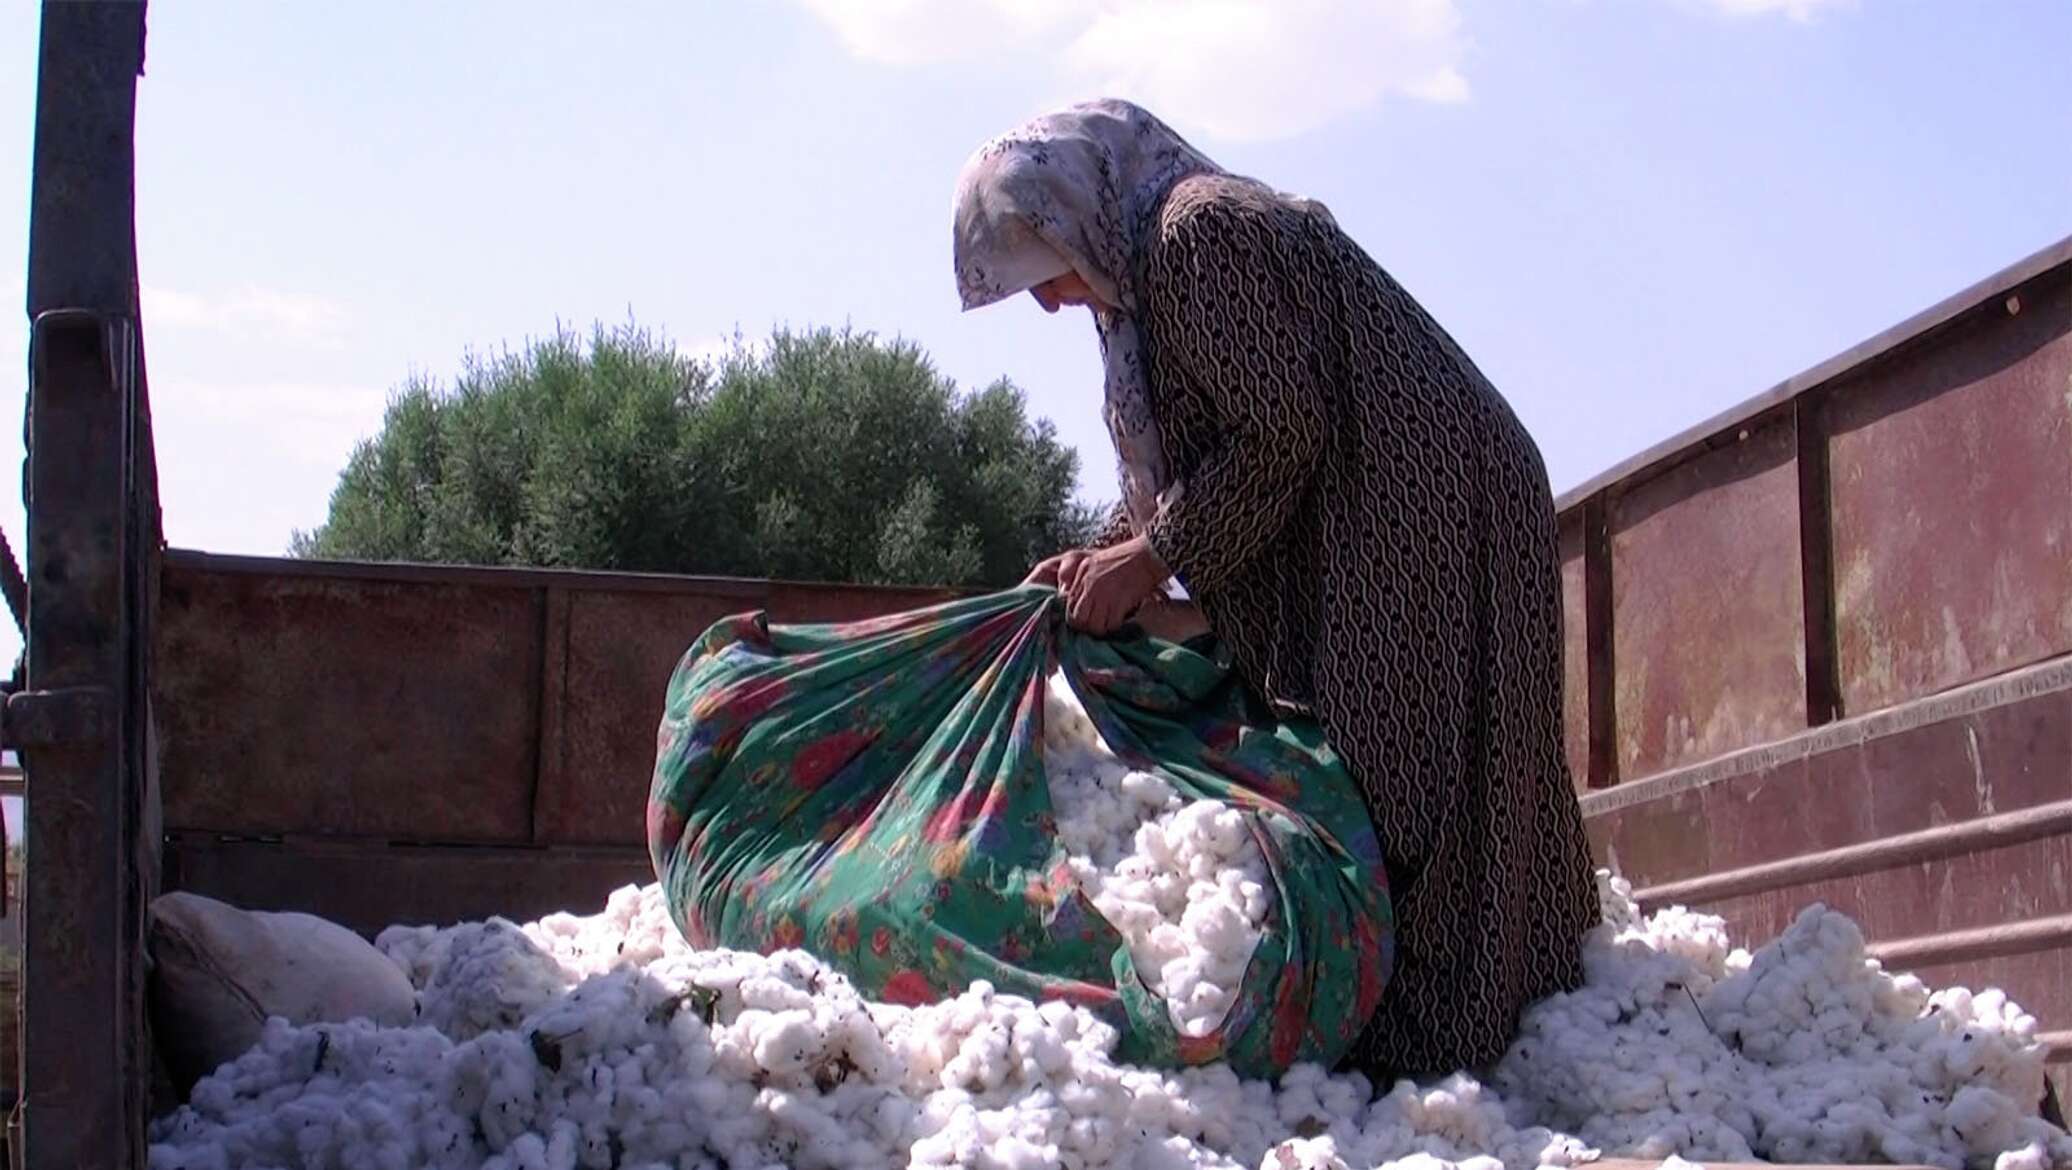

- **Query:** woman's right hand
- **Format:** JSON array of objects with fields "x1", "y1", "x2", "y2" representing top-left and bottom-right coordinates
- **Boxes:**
[{"x1": 1023, "y1": 549, "x2": 1090, "y2": 590}]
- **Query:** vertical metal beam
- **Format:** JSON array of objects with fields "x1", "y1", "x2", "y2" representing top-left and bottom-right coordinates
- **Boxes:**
[
  {"x1": 16, "y1": 315, "x2": 146, "y2": 1169},
  {"x1": 1795, "y1": 394, "x2": 1843, "y2": 727},
  {"x1": 18, "y1": 2, "x2": 152, "y2": 1167},
  {"x1": 1583, "y1": 495, "x2": 1618, "y2": 787},
  {"x1": 529, "y1": 585, "x2": 572, "y2": 844},
  {"x1": 26, "y1": 2, "x2": 146, "y2": 319}
]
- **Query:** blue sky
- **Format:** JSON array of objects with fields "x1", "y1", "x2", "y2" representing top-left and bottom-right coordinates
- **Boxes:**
[{"x1": 0, "y1": 0, "x2": 2067, "y2": 687}]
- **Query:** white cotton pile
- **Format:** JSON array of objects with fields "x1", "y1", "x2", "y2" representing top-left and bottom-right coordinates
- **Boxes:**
[
  {"x1": 1489, "y1": 873, "x2": 2072, "y2": 1170},
  {"x1": 150, "y1": 869, "x2": 2072, "y2": 1167},
  {"x1": 147, "y1": 872, "x2": 2072, "y2": 1170},
  {"x1": 1040, "y1": 670, "x2": 1271, "y2": 1037},
  {"x1": 147, "y1": 882, "x2": 1580, "y2": 1170}
]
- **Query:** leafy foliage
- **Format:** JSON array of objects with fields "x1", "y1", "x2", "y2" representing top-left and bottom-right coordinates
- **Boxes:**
[{"x1": 293, "y1": 322, "x2": 1102, "y2": 587}]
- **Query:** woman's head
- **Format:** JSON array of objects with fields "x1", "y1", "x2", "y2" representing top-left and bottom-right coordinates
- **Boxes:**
[
  {"x1": 950, "y1": 98, "x2": 1220, "y2": 318},
  {"x1": 949, "y1": 99, "x2": 1224, "y2": 536}
]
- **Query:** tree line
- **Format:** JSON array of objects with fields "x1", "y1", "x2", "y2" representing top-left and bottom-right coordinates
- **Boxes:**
[{"x1": 293, "y1": 322, "x2": 1103, "y2": 588}]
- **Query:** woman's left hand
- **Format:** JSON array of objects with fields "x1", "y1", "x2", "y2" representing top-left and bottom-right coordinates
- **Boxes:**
[{"x1": 1062, "y1": 535, "x2": 1169, "y2": 634}]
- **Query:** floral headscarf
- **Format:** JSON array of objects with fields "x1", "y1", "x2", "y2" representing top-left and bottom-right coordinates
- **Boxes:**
[{"x1": 952, "y1": 98, "x2": 1225, "y2": 535}]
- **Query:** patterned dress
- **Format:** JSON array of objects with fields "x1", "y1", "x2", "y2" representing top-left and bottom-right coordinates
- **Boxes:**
[{"x1": 1092, "y1": 173, "x2": 1599, "y2": 1078}]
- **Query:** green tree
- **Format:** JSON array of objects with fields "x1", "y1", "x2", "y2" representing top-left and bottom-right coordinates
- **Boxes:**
[{"x1": 293, "y1": 322, "x2": 1102, "y2": 588}]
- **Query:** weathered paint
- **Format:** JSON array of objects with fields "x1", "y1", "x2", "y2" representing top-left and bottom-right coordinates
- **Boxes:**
[
  {"x1": 18, "y1": 311, "x2": 157, "y2": 1168},
  {"x1": 1692, "y1": 835, "x2": 2072, "y2": 947},
  {"x1": 157, "y1": 568, "x2": 545, "y2": 842},
  {"x1": 539, "y1": 588, "x2": 773, "y2": 846},
  {"x1": 1560, "y1": 240, "x2": 2072, "y2": 1109},
  {"x1": 1829, "y1": 263, "x2": 2072, "y2": 714},
  {"x1": 156, "y1": 554, "x2": 961, "y2": 851},
  {"x1": 1608, "y1": 420, "x2": 1807, "y2": 779},
  {"x1": 533, "y1": 579, "x2": 969, "y2": 846},
  {"x1": 1590, "y1": 661, "x2": 2072, "y2": 883}
]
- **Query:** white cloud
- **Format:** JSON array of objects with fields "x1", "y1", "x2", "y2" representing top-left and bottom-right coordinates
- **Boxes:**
[
  {"x1": 1695, "y1": 0, "x2": 1857, "y2": 20},
  {"x1": 141, "y1": 285, "x2": 349, "y2": 347},
  {"x1": 802, "y1": 0, "x2": 1857, "y2": 139},
  {"x1": 1068, "y1": 1, "x2": 1468, "y2": 141},
  {"x1": 796, "y1": 0, "x2": 1093, "y2": 66},
  {"x1": 797, "y1": 0, "x2": 1470, "y2": 142}
]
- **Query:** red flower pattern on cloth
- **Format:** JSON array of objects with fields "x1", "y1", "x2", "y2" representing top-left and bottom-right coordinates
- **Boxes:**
[{"x1": 881, "y1": 969, "x2": 935, "y2": 1007}]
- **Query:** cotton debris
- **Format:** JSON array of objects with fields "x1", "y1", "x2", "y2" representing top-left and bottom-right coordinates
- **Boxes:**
[{"x1": 147, "y1": 682, "x2": 2072, "y2": 1170}]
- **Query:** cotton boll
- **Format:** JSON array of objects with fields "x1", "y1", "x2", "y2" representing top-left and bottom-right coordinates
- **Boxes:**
[
  {"x1": 1041, "y1": 670, "x2": 1273, "y2": 1037},
  {"x1": 747, "y1": 1009, "x2": 823, "y2": 1077},
  {"x1": 414, "y1": 918, "x2": 574, "y2": 1041}
]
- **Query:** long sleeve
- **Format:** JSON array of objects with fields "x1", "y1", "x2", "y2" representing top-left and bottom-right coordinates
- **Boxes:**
[
  {"x1": 1080, "y1": 501, "x2": 1134, "y2": 550},
  {"x1": 1139, "y1": 196, "x2": 1330, "y2": 593}
]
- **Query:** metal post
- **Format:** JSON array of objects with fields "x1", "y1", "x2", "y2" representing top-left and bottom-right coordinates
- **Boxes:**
[{"x1": 15, "y1": 3, "x2": 154, "y2": 1167}]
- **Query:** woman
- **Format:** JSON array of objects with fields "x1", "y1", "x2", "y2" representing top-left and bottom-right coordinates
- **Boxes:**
[{"x1": 951, "y1": 98, "x2": 1598, "y2": 1079}]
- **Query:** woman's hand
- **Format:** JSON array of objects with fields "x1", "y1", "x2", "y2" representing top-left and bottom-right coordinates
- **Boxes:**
[
  {"x1": 1023, "y1": 549, "x2": 1089, "y2": 589},
  {"x1": 1062, "y1": 535, "x2": 1168, "y2": 634}
]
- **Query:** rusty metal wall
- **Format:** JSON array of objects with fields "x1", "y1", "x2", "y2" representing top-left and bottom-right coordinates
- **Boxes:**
[
  {"x1": 1608, "y1": 419, "x2": 1807, "y2": 779},
  {"x1": 157, "y1": 570, "x2": 544, "y2": 842},
  {"x1": 1828, "y1": 264, "x2": 2072, "y2": 715},
  {"x1": 160, "y1": 836, "x2": 655, "y2": 938},
  {"x1": 541, "y1": 588, "x2": 760, "y2": 845},
  {"x1": 1557, "y1": 234, "x2": 2072, "y2": 788},
  {"x1": 1561, "y1": 235, "x2": 2072, "y2": 1106},
  {"x1": 154, "y1": 552, "x2": 960, "y2": 924}
]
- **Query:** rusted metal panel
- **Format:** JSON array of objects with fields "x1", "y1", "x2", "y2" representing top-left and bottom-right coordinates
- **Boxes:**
[
  {"x1": 1640, "y1": 799, "x2": 2072, "y2": 910},
  {"x1": 1609, "y1": 420, "x2": 1807, "y2": 780},
  {"x1": 529, "y1": 587, "x2": 573, "y2": 843},
  {"x1": 765, "y1": 581, "x2": 960, "y2": 624},
  {"x1": 25, "y1": 5, "x2": 144, "y2": 319},
  {"x1": 164, "y1": 549, "x2": 963, "y2": 608},
  {"x1": 1829, "y1": 265, "x2": 2072, "y2": 715},
  {"x1": 1687, "y1": 835, "x2": 2072, "y2": 953},
  {"x1": 154, "y1": 550, "x2": 966, "y2": 850},
  {"x1": 1589, "y1": 657, "x2": 2072, "y2": 885},
  {"x1": 20, "y1": 6, "x2": 159, "y2": 1164},
  {"x1": 1558, "y1": 514, "x2": 1589, "y2": 791},
  {"x1": 1584, "y1": 500, "x2": 1616, "y2": 786},
  {"x1": 156, "y1": 565, "x2": 543, "y2": 842},
  {"x1": 534, "y1": 589, "x2": 746, "y2": 846},
  {"x1": 161, "y1": 835, "x2": 653, "y2": 938},
  {"x1": 1794, "y1": 395, "x2": 1843, "y2": 727}
]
